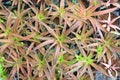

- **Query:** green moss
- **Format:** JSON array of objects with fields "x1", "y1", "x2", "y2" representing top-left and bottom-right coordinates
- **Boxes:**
[
  {"x1": 75, "y1": 54, "x2": 93, "y2": 65},
  {"x1": 57, "y1": 55, "x2": 64, "y2": 64},
  {"x1": 68, "y1": 59, "x2": 77, "y2": 65},
  {"x1": 58, "y1": 8, "x2": 65, "y2": 16},
  {"x1": 0, "y1": 18, "x2": 4, "y2": 23},
  {"x1": 85, "y1": 11, "x2": 89, "y2": 16},
  {"x1": 75, "y1": 54, "x2": 83, "y2": 61},
  {"x1": 33, "y1": 34, "x2": 41, "y2": 41},
  {"x1": 12, "y1": 37, "x2": 24, "y2": 46},
  {"x1": 12, "y1": 37, "x2": 19, "y2": 42},
  {"x1": 57, "y1": 35, "x2": 66, "y2": 44},
  {"x1": 115, "y1": 41, "x2": 120, "y2": 47},
  {"x1": 55, "y1": 69, "x2": 61, "y2": 80},
  {"x1": 96, "y1": 45, "x2": 103, "y2": 54},
  {"x1": 84, "y1": 56, "x2": 93, "y2": 65},
  {"x1": 76, "y1": 33, "x2": 86, "y2": 42},
  {"x1": 36, "y1": 59, "x2": 45, "y2": 70},
  {"x1": 0, "y1": 57, "x2": 4, "y2": 63},
  {"x1": 105, "y1": 40, "x2": 110, "y2": 48},
  {"x1": 38, "y1": 13, "x2": 45, "y2": 21},
  {"x1": 16, "y1": 42, "x2": 24, "y2": 46},
  {"x1": 37, "y1": 53, "x2": 45, "y2": 68},
  {"x1": 0, "y1": 57, "x2": 7, "y2": 80},
  {"x1": 93, "y1": 0, "x2": 99, "y2": 6},
  {"x1": 5, "y1": 28, "x2": 11, "y2": 36}
]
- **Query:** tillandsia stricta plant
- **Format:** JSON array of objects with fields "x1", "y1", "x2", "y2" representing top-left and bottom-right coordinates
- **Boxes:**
[
  {"x1": 0, "y1": 7, "x2": 31, "y2": 53},
  {"x1": 67, "y1": 48, "x2": 109, "y2": 80},
  {"x1": 67, "y1": 0, "x2": 118, "y2": 38},
  {"x1": 28, "y1": 52, "x2": 52, "y2": 80},
  {"x1": 3, "y1": 48, "x2": 27, "y2": 80},
  {"x1": 85, "y1": 32, "x2": 120, "y2": 62},
  {"x1": 48, "y1": 0, "x2": 75, "y2": 25},
  {"x1": 34, "y1": 17, "x2": 78, "y2": 60},
  {"x1": 101, "y1": 57, "x2": 120, "y2": 79},
  {"x1": 98, "y1": 12, "x2": 120, "y2": 32},
  {"x1": 72, "y1": 23, "x2": 94, "y2": 48}
]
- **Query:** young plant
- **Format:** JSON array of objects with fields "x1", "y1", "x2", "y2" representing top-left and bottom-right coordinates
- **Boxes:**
[
  {"x1": 67, "y1": 49, "x2": 108, "y2": 80},
  {"x1": 98, "y1": 13, "x2": 120, "y2": 31},
  {"x1": 34, "y1": 19, "x2": 77, "y2": 59},
  {"x1": 11, "y1": 0, "x2": 33, "y2": 8},
  {"x1": 0, "y1": 56, "x2": 7, "y2": 80},
  {"x1": 49, "y1": 0, "x2": 75, "y2": 25},
  {"x1": 29, "y1": 1, "x2": 49, "y2": 23},
  {"x1": 28, "y1": 52, "x2": 52, "y2": 80},
  {"x1": 0, "y1": 8, "x2": 31, "y2": 53},
  {"x1": 72, "y1": 24, "x2": 94, "y2": 48},
  {"x1": 68, "y1": 0, "x2": 117, "y2": 38},
  {"x1": 99, "y1": 33, "x2": 120, "y2": 59},
  {"x1": 101, "y1": 58, "x2": 120, "y2": 79},
  {"x1": 86, "y1": 32, "x2": 120, "y2": 62},
  {"x1": 4, "y1": 48, "x2": 26, "y2": 80}
]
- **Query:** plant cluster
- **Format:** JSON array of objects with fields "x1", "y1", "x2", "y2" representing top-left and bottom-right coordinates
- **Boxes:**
[{"x1": 0, "y1": 0, "x2": 120, "y2": 80}]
